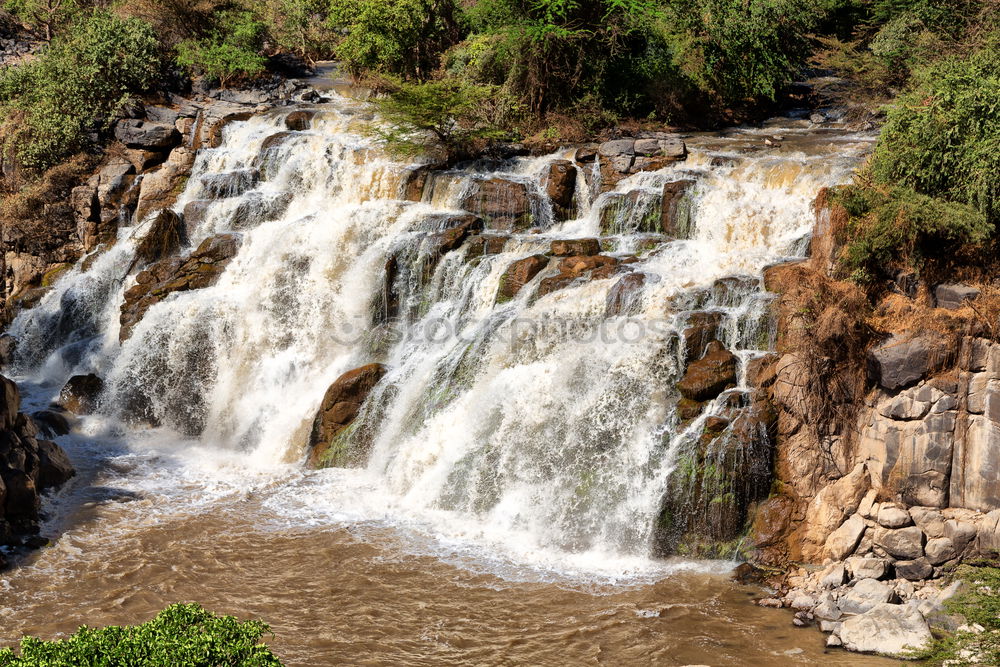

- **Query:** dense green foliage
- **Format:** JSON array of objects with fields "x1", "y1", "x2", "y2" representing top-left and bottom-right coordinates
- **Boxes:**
[
  {"x1": 0, "y1": 10, "x2": 160, "y2": 170},
  {"x1": 916, "y1": 566, "x2": 1000, "y2": 666},
  {"x1": 176, "y1": 9, "x2": 268, "y2": 86},
  {"x1": 870, "y1": 44, "x2": 1000, "y2": 225},
  {"x1": 832, "y1": 21, "x2": 1000, "y2": 285},
  {"x1": 0, "y1": 603, "x2": 282, "y2": 666}
]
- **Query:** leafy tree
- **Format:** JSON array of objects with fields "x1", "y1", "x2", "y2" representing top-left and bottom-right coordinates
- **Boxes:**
[
  {"x1": 0, "y1": 10, "x2": 161, "y2": 170},
  {"x1": 0, "y1": 603, "x2": 282, "y2": 666},
  {"x1": 372, "y1": 78, "x2": 505, "y2": 160},
  {"x1": 327, "y1": 0, "x2": 464, "y2": 79},
  {"x1": 175, "y1": 8, "x2": 267, "y2": 86},
  {"x1": 260, "y1": 0, "x2": 333, "y2": 59}
]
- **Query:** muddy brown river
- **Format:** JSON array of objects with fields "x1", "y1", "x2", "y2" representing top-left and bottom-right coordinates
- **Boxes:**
[{"x1": 0, "y1": 430, "x2": 894, "y2": 666}]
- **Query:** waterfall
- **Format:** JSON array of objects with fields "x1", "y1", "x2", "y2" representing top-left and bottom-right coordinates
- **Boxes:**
[{"x1": 6, "y1": 93, "x2": 873, "y2": 570}]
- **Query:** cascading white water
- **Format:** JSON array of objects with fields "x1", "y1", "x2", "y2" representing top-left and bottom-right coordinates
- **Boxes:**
[{"x1": 6, "y1": 92, "x2": 874, "y2": 573}]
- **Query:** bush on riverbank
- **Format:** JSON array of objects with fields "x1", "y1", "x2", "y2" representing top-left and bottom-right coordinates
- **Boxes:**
[
  {"x1": 833, "y1": 28, "x2": 1000, "y2": 286},
  {"x1": 0, "y1": 10, "x2": 161, "y2": 172},
  {"x1": 0, "y1": 603, "x2": 282, "y2": 666}
]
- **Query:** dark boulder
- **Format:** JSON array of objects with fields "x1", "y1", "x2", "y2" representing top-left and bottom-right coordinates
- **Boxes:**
[
  {"x1": 0, "y1": 334, "x2": 15, "y2": 369},
  {"x1": 114, "y1": 119, "x2": 181, "y2": 150},
  {"x1": 59, "y1": 374, "x2": 104, "y2": 415},
  {"x1": 120, "y1": 234, "x2": 242, "y2": 341},
  {"x1": 605, "y1": 272, "x2": 647, "y2": 316},
  {"x1": 682, "y1": 311, "x2": 723, "y2": 362},
  {"x1": 868, "y1": 334, "x2": 952, "y2": 392},
  {"x1": 31, "y1": 410, "x2": 71, "y2": 437},
  {"x1": 660, "y1": 180, "x2": 696, "y2": 237},
  {"x1": 551, "y1": 238, "x2": 600, "y2": 257},
  {"x1": 285, "y1": 110, "x2": 315, "y2": 131},
  {"x1": 676, "y1": 340, "x2": 738, "y2": 401},
  {"x1": 545, "y1": 160, "x2": 576, "y2": 220},
  {"x1": 36, "y1": 439, "x2": 74, "y2": 490},
  {"x1": 200, "y1": 168, "x2": 259, "y2": 199},
  {"x1": 134, "y1": 209, "x2": 185, "y2": 266},
  {"x1": 308, "y1": 363, "x2": 387, "y2": 468}
]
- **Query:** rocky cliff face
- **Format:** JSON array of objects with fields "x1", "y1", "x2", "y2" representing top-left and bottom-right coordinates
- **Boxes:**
[
  {"x1": 745, "y1": 191, "x2": 1000, "y2": 655},
  {"x1": 0, "y1": 373, "x2": 74, "y2": 568}
]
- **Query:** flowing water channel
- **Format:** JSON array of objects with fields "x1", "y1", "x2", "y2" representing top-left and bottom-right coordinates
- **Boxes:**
[{"x1": 0, "y1": 90, "x2": 893, "y2": 665}]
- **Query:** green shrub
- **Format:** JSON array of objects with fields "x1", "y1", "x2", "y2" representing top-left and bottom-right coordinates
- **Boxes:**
[
  {"x1": 327, "y1": 0, "x2": 463, "y2": 79},
  {"x1": 914, "y1": 565, "x2": 1000, "y2": 666},
  {"x1": 0, "y1": 10, "x2": 161, "y2": 171},
  {"x1": 176, "y1": 9, "x2": 267, "y2": 86},
  {"x1": 371, "y1": 77, "x2": 506, "y2": 159},
  {"x1": 869, "y1": 41, "x2": 1000, "y2": 225},
  {"x1": 836, "y1": 185, "x2": 991, "y2": 283},
  {"x1": 3, "y1": 0, "x2": 79, "y2": 40},
  {"x1": 0, "y1": 603, "x2": 282, "y2": 666}
]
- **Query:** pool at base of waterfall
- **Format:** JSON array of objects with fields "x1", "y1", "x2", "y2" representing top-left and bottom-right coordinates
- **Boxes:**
[{"x1": 0, "y1": 418, "x2": 893, "y2": 666}]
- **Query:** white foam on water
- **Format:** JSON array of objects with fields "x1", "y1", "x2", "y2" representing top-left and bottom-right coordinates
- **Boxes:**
[{"x1": 6, "y1": 91, "x2": 876, "y2": 583}]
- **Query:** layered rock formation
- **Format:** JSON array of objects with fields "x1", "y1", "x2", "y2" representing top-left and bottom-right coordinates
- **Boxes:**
[{"x1": 0, "y1": 374, "x2": 74, "y2": 568}]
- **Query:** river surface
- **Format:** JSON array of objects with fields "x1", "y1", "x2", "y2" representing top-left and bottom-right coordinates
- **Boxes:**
[
  {"x1": 0, "y1": 89, "x2": 892, "y2": 665},
  {"x1": 1, "y1": 416, "x2": 891, "y2": 666}
]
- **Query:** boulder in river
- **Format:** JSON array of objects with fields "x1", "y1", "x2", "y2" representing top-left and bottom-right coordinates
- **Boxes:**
[
  {"x1": 496, "y1": 254, "x2": 549, "y2": 303},
  {"x1": 308, "y1": 363, "x2": 388, "y2": 468},
  {"x1": 838, "y1": 603, "x2": 932, "y2": 657},
  {"x1": 59, "y1": 374, "x2": 105, "y2": 415},
  {"x1": 461, "y1": 177, "x2": 533, "y2": 231},
  {"x1": 545, "y1": 160, "x2": 576, "y2": 221}
]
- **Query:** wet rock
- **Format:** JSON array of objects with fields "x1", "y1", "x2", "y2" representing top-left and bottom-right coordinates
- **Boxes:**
[
  {"x1": 605, "y1": 272, "x2": 647, "y2": 316},
  {"x1": 182, "y1": 200, "x2": 212, "y2": 236},
  {"x1": 598, "y1": 190, "x2": 661, "y2": 235},
  {"x1": 133, "y1": 209, "x2": 185, "y2": 266},
  {"x1": 894, "y1": 557, "x2": 933, "y2": 581},
  {"x1": 935, "y1": 283, "x2": 979, "y2": 310},
  {"x1": 308, "y1": 363, "x2": 387, "y2": 468},
  {"x1": 461, "y1": 177, "x2": 533, "y2": 231},
  {"x1": 59, "y1": 374, "x2": 104, "y2": 415},
  {"x1": 838, "y1": 603, "x2": 932, "y2": 657},
  {"x1": 732, "y1": 562, "x2": 767, "y2": 584},
  {"x1": 285, "y1": 110, "x2": 315, "y2": 131},
  {"x1": 36, "y1": 439, "x2": 73, "y2": 490},
  {"x1": 874, "y1": 525, "x2": 925, "y2": 560},
  {"x1": 31, "y1": 410, "x2": 71, "y2": 437},
  {"x1": 119, "y1": 234, "x2": 242, "y2": 341},
  {"x1": 682, "y1": 312, "x2": 723, "y2": 363},
  {"x1": 868, "y1": 334, "x2": 952, "y2": 391},
  {"x1": 558, "y1": 255, "x2": 617, "y2": 276},
  {"x1": 574, "y1": 144, "x2": 599, "y2": 162},
  {"x1": 114, "y1": 119, "x2": 180, "y2": 150},
  {"x1": 497, "y1": 255, "x2": 549, "y2": 302},
  {"x1": 551, "y1": 238, "x2": 600, "y2": 257},
  {"x1": 660, "y1": 180, "x2": 696, "y2": 238},
  {"x1": 676, "y1": 341, "x2": 737, "y2": 401},
  {"x1": 200, "y1": 168, "x2": 259, "y2": 199},
  {"x1": 545, "y1": 160, "x2": 576, "y2": 220},
  {"x1": 134, "y1": 146, "x2": 196, "y2": 222},
  {"x1": 0, "y1": 334, "x2": 15, "y2": 368},
  {"x1": 599, "y1": 139, "x2": 635, "y2": 157},
  {"x1": 464, "y1": 235, "x2": 508, "y2": 260},
  {"x1": 232, "y1": 192, "x2": 294, "y2": 229}
]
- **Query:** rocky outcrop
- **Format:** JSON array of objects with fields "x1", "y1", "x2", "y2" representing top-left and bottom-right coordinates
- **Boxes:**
[
  {"x1": 544, "y1": 160, "x2": 576, "y2": 221},
  {"x1": 496, "y1": 254, "x2": 549, "y2": 303},
  {"x1": 1, "y1": 374, "x2": 74, "y2": 565},
  {"x1": 594, "y1": 134, "x2": 687, "y2": 191},
  {"x1": 461, "y1": 177, "x2": 534, "y2": 231},
  {"x1": 307, "y1": 363, "x2": 387, "y2": 468},
  {"x1": 676, "y1": 341, "x2": 737, "y2": 401},
  {"x1": 120, "y1": 234, "x2": 242, "y2": 341}
]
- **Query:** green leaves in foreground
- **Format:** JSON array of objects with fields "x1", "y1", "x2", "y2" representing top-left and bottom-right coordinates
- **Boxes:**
[
  {"x1": 915, "y1": 565, "x2": 1000, "y2": 666},
  {"x1": 0, "y1": 603, "x2": 282, "y2": 667}
]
